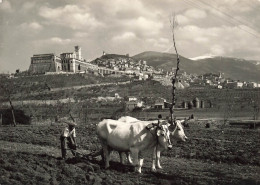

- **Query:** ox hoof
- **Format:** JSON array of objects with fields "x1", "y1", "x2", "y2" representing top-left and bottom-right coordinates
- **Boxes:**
[
  {"x1": 151, "y1": 168, "x2": 157, "y2": 172},
  {"x1": 157, "y1": 165, "x2": 162, "y2": 169},
  {"x1": 128, "y1": 161, "x2": 133, "y2": 165},
  {"x1": 134, "y1": 167, "x2": 142, "y2": 173}
]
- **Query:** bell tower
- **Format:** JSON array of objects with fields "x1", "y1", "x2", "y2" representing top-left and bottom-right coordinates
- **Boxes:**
[{"x1": 74, "y1": 46, "x2": 82, "y2": 60}]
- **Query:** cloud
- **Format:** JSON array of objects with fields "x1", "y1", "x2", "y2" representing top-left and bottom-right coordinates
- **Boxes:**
[
  {"x1": 146, "y1": 37, "x2": 169, "y2": 49},
  {"x1": 1, "y1": 0, "x2": 260, "y2": 73},
  {"x1": 123, "y1": 16, "x2": 163, "y2": 36},
  {"x1": 0, "y1": 0, "x2": 12, "y2": 12},
  {"x1": 96, "y1": 0, "x2": 158, "y2": 19},
  {"x1": 194, "y1": 37, "x2": 209, "y2": 44},
  {"x1": 39, "y1": 5, "x2": 102, "y2": 30},
  {"x1": 176, "y1": 23, "x2": 260, "y2": 59},
  {"x1": 184, "y1": 9, "x2": 207, "y2": 19},
  {"x1": 159, "y1": 38, "x2": 169, "y2": 44},
  {"x1": 74, "y1": 32, "x2": 89, "y2": 38},
  {"x1": 29, "y1": 22, "x2": 43, "y2": 30},
  {"x1": 210, "y1": 44, "x2": 225, "y2": 55},
  {"x1": 32, "y1": 37, "x2": 71, "y2": 47},
  {"x1": 20, "y1": 22, "x2": 43, "y2": 31},
  {"x1": 112, "y1": 32, "x2": 136, "y2": 41},
  {"x1": 50, "y1": 37, "x2": 71, "y2": 44},
  {"x1": 176, "y1": 15, "x2": 189, "y2": 25},
  {"x1": 22, "y1": 1, "x2": 36, "y2": 10}
]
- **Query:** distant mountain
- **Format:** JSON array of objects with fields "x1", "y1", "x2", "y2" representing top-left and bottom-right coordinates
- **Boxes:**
[
  {"x1": 189, "y1": 54, "x2": 216, "y2": 61},
  {"x1": 133, "y1": 51, "x2": 260, "y2": 82},
  {"x1": 132, "y1": 51, "x2": 194, "y2": 69}
]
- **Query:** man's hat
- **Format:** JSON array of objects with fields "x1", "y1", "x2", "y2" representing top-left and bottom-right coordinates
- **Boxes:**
[
  {"x1": 66, "y1": 121, "x2": 77, "y2": 126},
  {"x1": 61, "y1": 117, "x2": 77, "y2": 126}
]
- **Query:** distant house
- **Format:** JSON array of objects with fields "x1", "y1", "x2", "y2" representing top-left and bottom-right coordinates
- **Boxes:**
[
  {"x1": 153, "y1": 73, "x2": 165, "y2": 79},
  {"x1": 154, "y1": 98, "x2": 166, "y2": 109},
  {"x1": 225, "y1": 82, "x2": 236, "y2": 88},
  {"x1": 236, "y1": 82, "x2": 243, "y2": 88},
  {"x1": 217, "y1": 85, "x2": 223, "y2": 89},
  {"x1": 205, "y1": 79, "x2": 213, "y2": 85},
  {"x1": 137, "y1": 101, "x2": 144, "y2": 107},
  {"x1": 225, "y1": 81, "x2": 244, "y2": 89},
  {"x1": 125, "y1": 101, "x2": 138, "y2": 111},
  {"x1": 115, "y1": 93, "x2": 120, "y2": 99},
  {"x1": 247, "y1": 82, "x2": 258, "y2": 88},
  {"x1": 127, "y1": 96, "x2": 137, "y2": 102}
]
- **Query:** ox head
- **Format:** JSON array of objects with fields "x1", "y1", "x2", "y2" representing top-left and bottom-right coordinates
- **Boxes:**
[
  {"x1": 156, "y1": 124, "x2": 173, "y2": 150},
  {"x1": 169, "y1": 119, "x2": 188, "y2": 142}
]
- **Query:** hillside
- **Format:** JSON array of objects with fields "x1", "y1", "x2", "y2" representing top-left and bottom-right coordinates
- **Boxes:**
[
  {"x1": 133, "y1": 51, "x2": 195, "y2": 71},
  {"x1": 133, "y1": 51, "x2": 260, "y2": 82},
  {"x1": 195, "y1": 57, "x2": 260, "y2": 82}
]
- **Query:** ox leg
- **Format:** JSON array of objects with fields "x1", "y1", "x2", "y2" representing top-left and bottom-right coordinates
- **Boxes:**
[
  {"x1": 156, "y1": 149, "x2": 162, "y2": 169},
  {"x1": 103, "y1": 145, "x2": 111, "y2": 169},
  {"x1": 137, "y1": 153, "x2": 144, "y2": 173},
  {"x1": 152, "y1": 147, "x2": 157, "y2": 172},
  {"x1": 126, "y1": 152, "x2": 133, "y2": 164},
  {"x1": 119, "y1": 152, "x2": 133, "y2": 165},
  {"x1": 119, "y1": 152, "x2": 124, "y2": 164},
  {"x1": 152, "y1": 146, "x2": 162, "y2": 171},
  {"x1": 130, "y1": 148, "x2": 140, "y2": 173}
]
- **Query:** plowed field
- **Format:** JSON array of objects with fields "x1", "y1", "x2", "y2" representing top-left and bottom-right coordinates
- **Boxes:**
[{"x1": 0, "y1": 121, "x2": 259, "y2": 185}]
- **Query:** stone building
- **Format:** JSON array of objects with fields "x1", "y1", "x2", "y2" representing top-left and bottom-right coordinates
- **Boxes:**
[
  {"x1": 60, "y1": 46, "x2": 88, "y2": 73},
  {"x1": 29, "y1": 46, "x2": 98, "y2": 74},
  {"x1": 29, "y1": 53, "x2": 62, "y2": 74}
]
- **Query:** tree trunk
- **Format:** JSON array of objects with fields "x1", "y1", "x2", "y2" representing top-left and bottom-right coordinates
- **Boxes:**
[{"x1": 9, "y1": 97, "x2": 16, "y2": 127}]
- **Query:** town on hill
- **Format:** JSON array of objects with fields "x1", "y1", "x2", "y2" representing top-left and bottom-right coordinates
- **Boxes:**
[{"x1": 6, "y1": 46, "x2": 260, "y2": 89}]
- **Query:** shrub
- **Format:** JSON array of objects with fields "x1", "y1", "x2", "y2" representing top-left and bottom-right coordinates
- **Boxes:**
[{"x1": 0, "y1": 109, "x2": 31, "y2": 125}]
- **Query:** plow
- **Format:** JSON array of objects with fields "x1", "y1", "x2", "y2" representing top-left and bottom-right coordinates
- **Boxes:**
[{"x1": 66, "y1": 148, "x2": 103, "y2": 161}]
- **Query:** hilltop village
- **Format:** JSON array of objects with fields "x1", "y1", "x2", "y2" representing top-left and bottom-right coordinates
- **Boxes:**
[{"x1": 11, "y1": 46, "x2": 260, "y2": 90}]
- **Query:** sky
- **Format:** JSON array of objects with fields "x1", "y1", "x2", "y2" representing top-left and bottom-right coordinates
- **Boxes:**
[{"x1": 0, "y1": 0, "x2": 260, "y2": 73}]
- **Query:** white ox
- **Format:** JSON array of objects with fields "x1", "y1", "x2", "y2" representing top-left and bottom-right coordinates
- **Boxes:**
[
  {"x1": 117, "y1": 116, "x2": 188, "y2": 171},
  {"x1": 96, "y1": 119, "x2": 173, "y2": 173}
]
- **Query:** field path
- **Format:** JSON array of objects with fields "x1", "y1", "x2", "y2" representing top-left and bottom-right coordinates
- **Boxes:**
[
  {"x1": 49, "y1": 80, "x2": 130, "y2": 92},
  {"x1": 0, "y1": 140, "x2": 90, "y2": 158}
]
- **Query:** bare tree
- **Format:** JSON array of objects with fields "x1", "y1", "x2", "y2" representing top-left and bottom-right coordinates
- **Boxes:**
[
  {"x1": 251, "y1": 97, "x2": 260, "y2": 129},
  {"x1": 169, "y1": 14, "x2": 181, "y2": 123}
]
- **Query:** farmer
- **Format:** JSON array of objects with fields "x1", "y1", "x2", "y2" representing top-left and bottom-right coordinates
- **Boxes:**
[{"x1": 60, "y1": 120, "x2": 77, "y2": 159}]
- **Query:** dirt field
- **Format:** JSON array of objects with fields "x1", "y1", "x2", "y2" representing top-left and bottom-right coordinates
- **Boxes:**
[{"x1": 0, "y1": 120, "x2": 259, "y2": 185}]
